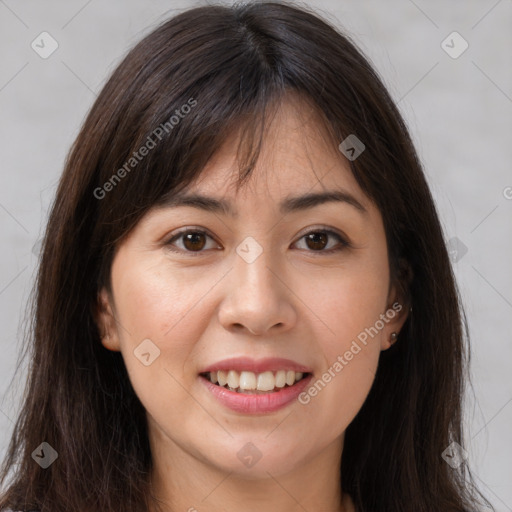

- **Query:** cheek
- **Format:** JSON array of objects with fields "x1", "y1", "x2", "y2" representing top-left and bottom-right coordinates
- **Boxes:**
[
  {"x1": 110, "y1": 257, "x2": 220, "y2": 390},
  {"x1": 306, "y1": 249, "x2": 390, "y2": 357},
  {"x1": 293, "y1": 249, "x2": 388, "y2": 432},
  {"x1": 297, "y1": 349, "x2": 378, "y2": 448},
  {"x1": 297, "y1": 275, "x2": 384, "y2": 440},
  {"x1": 113, "y1": 256, "x2": 218, "y2": 342},
  {"x1": 110, "y1": 259, "x2": 222, "y2": 434}
]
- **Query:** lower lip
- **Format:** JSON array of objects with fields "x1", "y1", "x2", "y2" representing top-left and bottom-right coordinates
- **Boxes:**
[{"x1": 200, "y1": 374, "x2": 313, "y2": 414}]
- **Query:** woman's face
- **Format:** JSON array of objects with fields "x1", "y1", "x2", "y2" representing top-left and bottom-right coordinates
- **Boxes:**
[{"x1": 98, "y1": 96, "x2": 407, "y2": 482}]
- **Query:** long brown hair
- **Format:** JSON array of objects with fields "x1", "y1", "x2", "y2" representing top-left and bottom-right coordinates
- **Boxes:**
[{"x1": 0, "y1": 2, "x2": 494, "y2": 511}]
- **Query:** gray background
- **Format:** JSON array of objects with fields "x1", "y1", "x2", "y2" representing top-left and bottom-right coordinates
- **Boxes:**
[{"x1": 0, "y1": 0, "x2": 511, "y2": 509}]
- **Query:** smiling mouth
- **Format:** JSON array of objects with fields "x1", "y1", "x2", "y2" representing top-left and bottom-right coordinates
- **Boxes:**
[{"x1": 199, "y1": 370, "x2": 312, "y2": 394}]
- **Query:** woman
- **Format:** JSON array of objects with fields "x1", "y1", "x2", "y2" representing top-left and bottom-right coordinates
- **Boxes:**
[{"x1": 0, "y1": 1, "x2": 494, "y2": 511}]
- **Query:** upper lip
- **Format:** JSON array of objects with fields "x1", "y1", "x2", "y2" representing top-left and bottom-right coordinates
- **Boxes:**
[{"x1": 200, "y1": 357, "x2": 313, "y2": 374}]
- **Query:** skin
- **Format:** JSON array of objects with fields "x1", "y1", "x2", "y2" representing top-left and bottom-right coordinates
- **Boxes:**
[{"x1": 97, "y1": 94, "x2": 409, "y2": 512}]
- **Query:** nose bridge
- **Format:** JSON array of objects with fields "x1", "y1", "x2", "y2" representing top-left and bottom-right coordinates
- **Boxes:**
[
  {"x1": 232, "y1": 236, "x2": 279, "y2": 302},
  {"x1": 218, "y1": 234, "x2": 296, "y2": 334}
]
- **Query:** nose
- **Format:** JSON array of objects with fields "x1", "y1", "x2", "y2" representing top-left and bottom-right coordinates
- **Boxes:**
[{"x1": 218, "y1": 246, "x2": 297, "y2": 336}]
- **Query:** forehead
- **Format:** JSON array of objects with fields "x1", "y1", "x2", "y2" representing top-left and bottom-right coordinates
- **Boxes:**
[{"x1": 182, "y1": 95, "x2": 368, "y2": 209}]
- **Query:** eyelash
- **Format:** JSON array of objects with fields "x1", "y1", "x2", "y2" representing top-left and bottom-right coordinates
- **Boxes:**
[{"x1": 164, "y1": 226, "x2": 351, "y2": 257}]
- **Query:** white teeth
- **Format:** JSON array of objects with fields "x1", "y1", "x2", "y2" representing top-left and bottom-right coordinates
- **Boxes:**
[
  {"x1": 275, "y1": 370, "x2": 286, "y2": 388},
  {"x1": 217, "y1": 370, "x2": 228, "y2": 387},
  {"x1": 256, "y1": 371, "x2": 275, "y2": 391},
  {"x1": 239, "y1": 371, "x2": 257, "y2": 390},
  {"x1": 205, "y1": 369, "x2": 307, "y2": 392},
  {"x1": 227, "y1": 370, "x2": 239, "y2": 389}
]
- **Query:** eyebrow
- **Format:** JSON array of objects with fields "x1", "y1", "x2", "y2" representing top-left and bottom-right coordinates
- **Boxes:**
[{"x1": 159, "y1": 190, "x2": 367, "y2": 217}]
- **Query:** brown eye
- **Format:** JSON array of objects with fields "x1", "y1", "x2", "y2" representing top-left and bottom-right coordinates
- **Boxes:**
[
  {"x1": 182, "y1": 232, "x2": 207, "y2": 251},
  {"x1": 165, "y1": 227, "x2": 349, "y2": 256},
  {"x1": 294, "y1": 229, "x2": 349, "y2": 253},
  {"x1": 166, "y1": 229, "x2": 218, "y2": 255},
  {"x1": 304, "y1": 232, "x2": 328, "y2": 250}
]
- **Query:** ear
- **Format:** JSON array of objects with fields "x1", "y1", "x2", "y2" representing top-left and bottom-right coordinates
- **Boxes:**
[
  {"x1": 380, "y1": 282, "x2": 411, "y2": 351},
  {"x1": 95, "y1": 287, "x2": 121, "y2": 352}
]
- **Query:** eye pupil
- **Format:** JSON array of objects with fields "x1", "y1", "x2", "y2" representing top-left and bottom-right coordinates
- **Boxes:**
[
  {"x1": 305, "y1": 232, "x2": 328, "y2": 250},
  {"x1": 183, "y1": 232, "x2": 206, "y2": 251}
]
